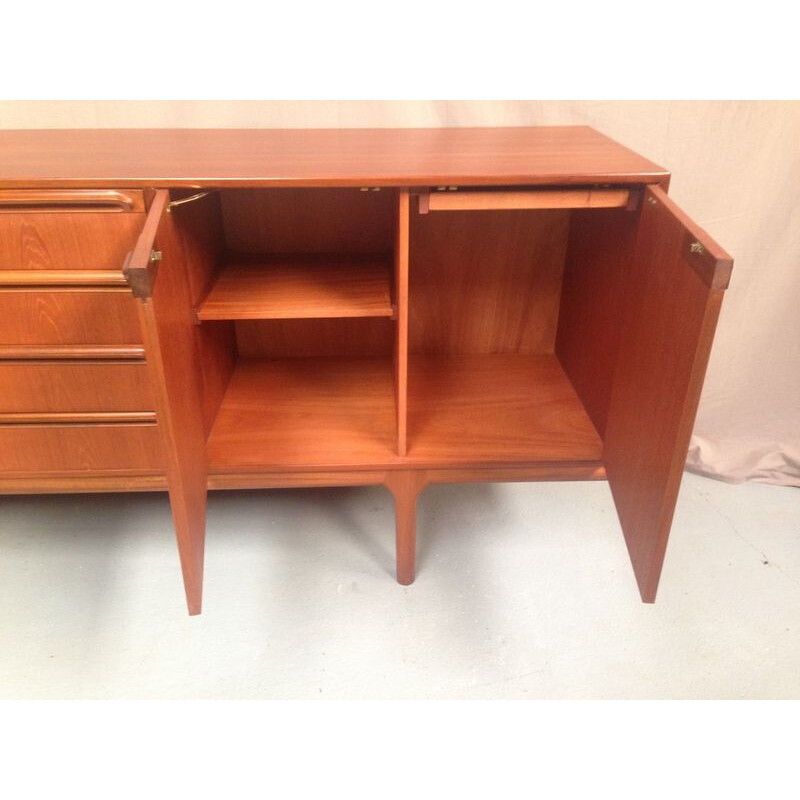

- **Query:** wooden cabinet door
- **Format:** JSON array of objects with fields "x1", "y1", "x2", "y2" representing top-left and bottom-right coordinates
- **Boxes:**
[
  {"x1": 604, "y1": 185, "x2": 733, "y2": 602},
  {"x1": 126, "y1": 190, "x2": 209, "y2": 615}
]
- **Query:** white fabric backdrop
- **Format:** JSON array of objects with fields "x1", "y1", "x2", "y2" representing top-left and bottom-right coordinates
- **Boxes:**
[{"x1": 1, "y1": 100, "x2": 798, "y2": 486}]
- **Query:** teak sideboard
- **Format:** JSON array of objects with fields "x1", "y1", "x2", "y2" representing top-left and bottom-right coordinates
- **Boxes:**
[{"x1": 0, "y1": 126, "x2": 733, "y2": 614}]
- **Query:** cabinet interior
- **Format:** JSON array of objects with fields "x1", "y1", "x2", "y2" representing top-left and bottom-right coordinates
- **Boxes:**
[{"x1": 170, "y1": 187, "x2": 642, "y2": 471}]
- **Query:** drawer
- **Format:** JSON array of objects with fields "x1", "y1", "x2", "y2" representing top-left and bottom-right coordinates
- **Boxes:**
[
  {"x1": 0, "y1": 362, "x2": 155, "y2": 413},
  {"x1": 0, "y1": 423, "x2": 164, "y2": 475},
  {"x1": 0, "y1": 189, "x2": 146, "y2": 271},
  {"x1": 0, "y1": 289, "x2": 142, "y2": 345}
]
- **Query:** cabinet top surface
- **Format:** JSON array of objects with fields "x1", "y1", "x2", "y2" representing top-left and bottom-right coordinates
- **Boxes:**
[{"x1": 0, "y1": 125, "x2": 668, "y2": 188}]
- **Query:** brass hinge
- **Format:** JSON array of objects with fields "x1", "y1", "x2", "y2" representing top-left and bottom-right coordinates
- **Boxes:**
[{"x1": 166, "y1": 190, "x2": 214, "y2": 212}]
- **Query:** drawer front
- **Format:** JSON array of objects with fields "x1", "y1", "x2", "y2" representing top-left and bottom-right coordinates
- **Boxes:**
[
  {"x1": 0, "y1": 362, "x2": 155, "y2": 413},
  {"x1": 0, "y1": 190, "x2": 145, "y2": 271},
  {"x1": 0, "y1": 289, "x2": 142, "y2": 345},
  {"x1": 0, "y1": 423, "x2": 164, "y2": 475}
]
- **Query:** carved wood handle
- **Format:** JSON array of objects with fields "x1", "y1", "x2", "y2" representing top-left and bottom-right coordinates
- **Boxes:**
[
  {"x1": 0, "y1": 190, "x2": 144, "y2": 212},
  {"x1": 0, "y1": 411, "x2": 157, "y2": 425},
  {"x1": 0, "y1": 270, "x2": 129, "y2": 287},
  {"x1": 0, "y1": 345, "x2": 146, "y2": 361}
]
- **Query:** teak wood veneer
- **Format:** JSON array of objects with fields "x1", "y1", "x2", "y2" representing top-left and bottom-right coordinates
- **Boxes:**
[{"x1": 0, "y1": 126, "x2": 732, "y2": 614}]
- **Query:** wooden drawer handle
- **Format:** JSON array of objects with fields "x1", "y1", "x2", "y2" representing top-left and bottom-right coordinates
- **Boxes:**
[
  {"x1": 0, "y1": 345, "x2": 146, "y2": 361},
  {"x1": 0, "y1": 190, "x2": 144, "y2": 213},
  {"x1": 0, "y1": 270, "x2": 129, "y2": 287},
  {"x1": 0, "y1": 411, "x2": 157, "y2": 425}
]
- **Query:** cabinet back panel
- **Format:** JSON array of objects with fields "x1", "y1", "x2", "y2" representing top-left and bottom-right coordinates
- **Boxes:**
[
  {"x1": 171, "y1": 191, "x2": 226, "y2": 305},
  {"x1": 235, "y1": 318, "x2": 394, "y2": 359},
  {"x1": 409, "y1": 206, "x2": 569, "y2": 354},
  {"x1": 220, "y1": 188, "x2": 394, "y2": 255}
]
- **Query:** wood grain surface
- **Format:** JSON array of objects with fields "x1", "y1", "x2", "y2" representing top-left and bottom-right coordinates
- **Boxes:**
[
  {"x1": 135, "y1": 190, "x2": 213, "y2": 614},
  {"x1": 385, "y1": 470, "x2": 427, "y2": 584},
  {"x1": 0, "y1": 289, "x2": 143, "y2": 345},
  {"x1": 0, "y1": 424, "x2": 163, "y2": 474},
  {"x1": 198, "y1": 257, "x2": 394, "y2": 320},
  {"x1": 406, "y1": 354, "x2": 603, "y2": 465},
  {"x1": 207, "y1": 353, "x2": 602, "y2": 471},
  {"x1": 0, "y1": 210, "x2": 144, "y2": 270},
  {"x1": 0, "y1": 362, "x2": 155, "y2": 412},
  {"x1": 423, "y1": 187, "x2": 630, "y2": 212},
  {"x1": 0, "y1": 269, "x2": 128, "y2": 286},
  {"x1": 207, "y1": 357, "x2": 397, "y2": 471},
  {"x1": 0, "y1": 344, "x2": 145, "y2": 360},
  {"x1": 0, "y1": 127, "x2": 669, "y2": 188},
  {"x1": 556, "y1": 207, "x2": 641, "y2": 436},
  {"x1": 394, "y1": 190, "x2": 410, "y2": 455},
  {"x1": 235, "y1": 317, "x2": 393, "y2": 360},
  {"x1": 0, "y1": 463, "x2": 607, "y2": 496},
  {"x1": 604, "y1": 185, "x2": 733, "y2": 603},
  {"x1": 220, "y1": 187, "x2": 394, "y2": 252},
  {"x1": 409, "y1": 206, "x2": 569, "y2": 354},
  {"x1": 164, "y1": 189, "x2": 235, "y2": 437},
  {"x1": 0, "y1": 473, "x2": 167, "y2": 493},
  {"x1": 0, "y1": 411, "x2": 156, "y2": 424}
]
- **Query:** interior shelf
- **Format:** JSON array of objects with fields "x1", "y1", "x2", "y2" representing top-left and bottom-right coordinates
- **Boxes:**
[
  {"x1": 206, "y1": 353, "x2": 602, "y2": 472},
  {"x1": 197, "y1": 255, "x2": 394, "y2": 321},
  {"x1": 406, "y1": 354, "x2": 603, "y2": 465},
  {"x1": 206, "y1": 357, "x2": 398, "y2": 470}
]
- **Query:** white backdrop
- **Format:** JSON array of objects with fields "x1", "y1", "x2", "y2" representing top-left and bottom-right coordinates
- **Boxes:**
[{"x1": 2, "y1": 100, "x2": 797, "y2": 486}]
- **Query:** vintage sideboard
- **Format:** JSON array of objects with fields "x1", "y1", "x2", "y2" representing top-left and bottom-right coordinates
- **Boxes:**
[{"x1": 0, "y1": 126, "x2": 732, "y2": 614}]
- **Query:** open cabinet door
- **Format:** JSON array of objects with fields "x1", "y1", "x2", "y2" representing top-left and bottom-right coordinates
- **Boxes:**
[
  {"x1": 605, "y1": 185, "x2": 732, "y2": 603},
  {"x1": 124, "y1": 189, "x2": 208, "y2": 615}
]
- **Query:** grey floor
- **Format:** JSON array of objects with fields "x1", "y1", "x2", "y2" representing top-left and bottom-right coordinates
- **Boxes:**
[{"x1": 0, "y1": 472, "x2": 798, "y2": 699}]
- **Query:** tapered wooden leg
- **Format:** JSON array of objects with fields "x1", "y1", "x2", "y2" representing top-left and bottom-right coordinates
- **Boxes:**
[
  {"x1": 386, "y1": 470, "x2": 427, "y2": 585},
  {"x1": 395, "y1": 493, "x2": 416, "y2": 586},
  {"x1": 169, "y1": 486, "x2": 207, "y2": 615}
]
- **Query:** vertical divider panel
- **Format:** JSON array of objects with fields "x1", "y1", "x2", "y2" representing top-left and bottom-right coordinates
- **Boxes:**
[{"x1": 394, "y1": 189, "x2": 410, "y2": 456}]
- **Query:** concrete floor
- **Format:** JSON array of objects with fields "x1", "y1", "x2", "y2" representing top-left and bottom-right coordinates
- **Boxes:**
[{"x1": 0, "y1": 472, "x2": 797, "y2": 698}]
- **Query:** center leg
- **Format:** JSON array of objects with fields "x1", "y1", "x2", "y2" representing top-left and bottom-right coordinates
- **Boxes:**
[{"x1": 385, "y1": 470, "x2": 427, "y2": 585}]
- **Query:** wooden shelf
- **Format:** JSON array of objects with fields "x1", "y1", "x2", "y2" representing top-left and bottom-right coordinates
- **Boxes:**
[
  {"x1": 206, "y1": 354, "x2": 602, "y2": 472},
  {"x1": 206, "y1": 357, "x2": 397, "y2": 470},
  {"x1": 406, "y1": 354, "x2": 603, "y2": 466},
  {"x1": 197, "y1": 255, "x2": 394, "y2": 321}
]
